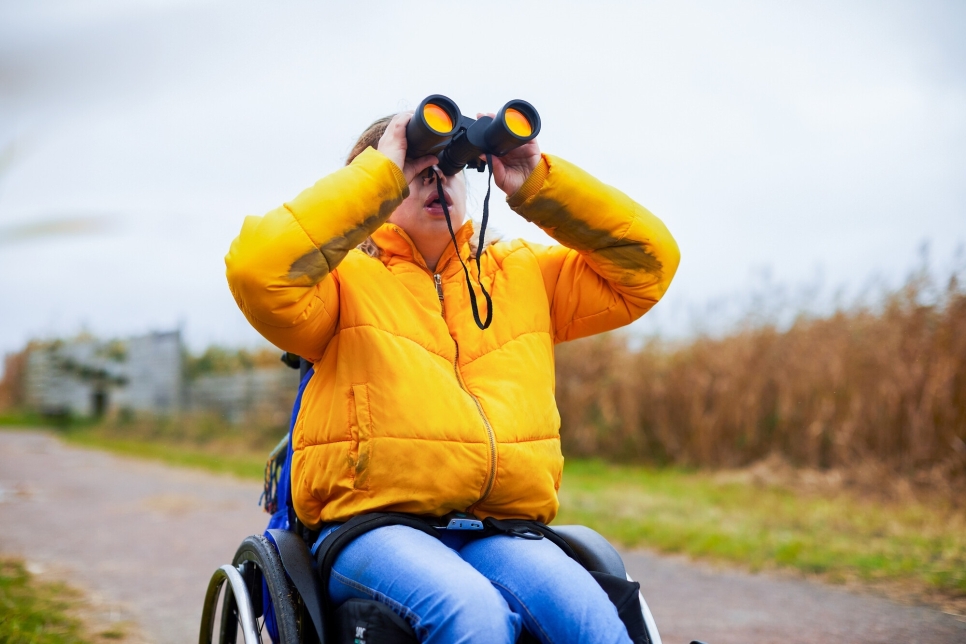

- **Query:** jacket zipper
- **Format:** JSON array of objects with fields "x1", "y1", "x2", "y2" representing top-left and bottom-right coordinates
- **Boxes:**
[
  {"x1": 434, "y1": 272, "x2": 497, "y2": 508},
  {"x1": 434, "y1": 274, "x2": 444, "y2": 315}
]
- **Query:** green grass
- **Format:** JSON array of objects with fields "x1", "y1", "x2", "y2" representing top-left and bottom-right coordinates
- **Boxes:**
[
  {"x1": 62, "y1": 432, "x2": 267, "y2": 480},
  {"x1": 0, "y1": 412, "x2": 273, "y2": 481},
  {"x1": 3, "y1": 422, "x2": 964, "y2": 603},
  {"x1": 555, "y1": 460, "x2": 966, "y2": 598},
  {"x1": 0, "y1": 559, "x2": 88, "y2": 644},
  {"x1": 0, "y1": 412, "x2": 56, "y2": 428}
]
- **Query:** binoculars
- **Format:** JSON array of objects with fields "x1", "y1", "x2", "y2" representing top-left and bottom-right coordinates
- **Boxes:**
[{"x1": 406, "y1": 95, "x2": 541, "y2": 175}]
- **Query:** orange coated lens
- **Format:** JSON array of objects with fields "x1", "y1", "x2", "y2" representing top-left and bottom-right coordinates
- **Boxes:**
[
  {"x1": 504, "y1": 108, "x2": 532, "y2": 137},
  {"x1": 423, "y1": 104, "x2": 453, "y2": 133}
]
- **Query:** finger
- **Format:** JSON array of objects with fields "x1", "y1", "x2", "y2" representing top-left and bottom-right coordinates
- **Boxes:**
[
  {"x1": 486, "y1": 153, "x2": 506, "y2": 174},
  {"x1": 380, "y1": 113, "x2": 407, "y2": 143},
  {"x1": 391, "y1": 111, "x2": 413, "y2": 130},
  {"x1": 479, "y1": 152, "x2": 503, "y2": 174},
  {"x1": 408, "y1": 155, "x2": 439, "y2": 178}
]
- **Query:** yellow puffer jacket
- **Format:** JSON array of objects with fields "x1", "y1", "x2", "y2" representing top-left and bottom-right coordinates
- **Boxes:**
[{"x1": 226, "y1": 147, "x2": 679, "y2": 529}]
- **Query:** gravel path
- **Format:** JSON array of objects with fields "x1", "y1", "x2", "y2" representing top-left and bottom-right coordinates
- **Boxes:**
[
  {"x1": 1, "y1": 430, "x2": 963, "y2": 644},
  {"x1": 0, "y1": 430, "x2": 265, "y2": 642}
]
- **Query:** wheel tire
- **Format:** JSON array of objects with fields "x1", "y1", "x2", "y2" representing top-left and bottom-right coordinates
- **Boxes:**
[{"x1": 229, "y1": 534, "x2": 305, "y2": 644}]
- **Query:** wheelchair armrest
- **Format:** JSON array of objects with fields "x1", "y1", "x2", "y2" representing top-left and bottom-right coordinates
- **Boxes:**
[{"x1": 552, "y1": 525, "x2": 627, "y2": 578}]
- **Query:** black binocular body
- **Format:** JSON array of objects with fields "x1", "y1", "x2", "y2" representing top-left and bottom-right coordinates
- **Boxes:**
[{"x1": 406, "y1": 95, "x2": 541, "y2": 176}]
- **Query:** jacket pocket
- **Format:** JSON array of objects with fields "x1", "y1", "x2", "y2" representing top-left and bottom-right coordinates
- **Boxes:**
[
  {"x1": 553, "y1": 455, "x2": 564, "y2": 491},
  {"x1": 348, "y1": 384, "x2": 372, "y2": 490}
]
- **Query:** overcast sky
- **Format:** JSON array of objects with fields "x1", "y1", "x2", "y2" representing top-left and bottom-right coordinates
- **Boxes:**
[{"x1": 1, "y1": 0, "x2": 964, "y2": 362}]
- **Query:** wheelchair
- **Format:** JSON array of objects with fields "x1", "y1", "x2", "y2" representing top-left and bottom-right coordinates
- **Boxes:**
[{"x1": 199, "y1": 356, "x2": 666, "y2": 644}]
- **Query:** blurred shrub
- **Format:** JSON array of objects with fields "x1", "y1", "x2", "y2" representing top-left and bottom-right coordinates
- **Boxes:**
[
  {"x1": 556, "y1": 270, "x2": 966, "y2": 490},
  {"x1": 184, "y1": 345, "x2": 283, "y2": 379},
  {"x1": 86, "y1": 408, "x2": 286, "y2": 454}
]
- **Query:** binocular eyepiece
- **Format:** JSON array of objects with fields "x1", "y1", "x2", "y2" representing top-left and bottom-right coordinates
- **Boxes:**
[{"x1": 406, "y1": 95, "x2": 541, "y2": 176}]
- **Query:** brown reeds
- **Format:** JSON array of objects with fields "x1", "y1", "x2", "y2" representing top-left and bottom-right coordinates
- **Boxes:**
[
  {"x1": 0, "y1": 351, "x2": 26, "y2": 412},
  {"x1": 555, "y1": 271, "x2": 966, "y2": 490}
]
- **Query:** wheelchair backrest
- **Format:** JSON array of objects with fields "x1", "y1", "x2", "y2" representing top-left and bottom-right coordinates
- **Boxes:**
[{"x1": 262, "y1": 360, "x2": 315, "y2": 532}]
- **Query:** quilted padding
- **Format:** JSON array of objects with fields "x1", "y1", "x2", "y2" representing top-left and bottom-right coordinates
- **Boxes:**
[{"x1": 226, "y1": 147, "x2": 679, "y2": 528}]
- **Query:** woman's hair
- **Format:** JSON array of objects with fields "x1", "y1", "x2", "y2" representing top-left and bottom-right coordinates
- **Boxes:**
[
  {"x1": 345, "y1": 113, "x2": 499, "y2": 259},
  {"x1": 346, "y1": 116, "x2": 393, "y2": 166}
]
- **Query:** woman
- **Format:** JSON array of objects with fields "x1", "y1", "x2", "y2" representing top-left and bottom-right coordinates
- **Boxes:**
[{"x1": 226, "y1": 109, "x2": 679, "y2": 643}]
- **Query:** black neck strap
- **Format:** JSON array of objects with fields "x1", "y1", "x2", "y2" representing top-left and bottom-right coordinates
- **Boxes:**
[{"x1": 434, "y1": 155, "x2": 493, "y2": 330}]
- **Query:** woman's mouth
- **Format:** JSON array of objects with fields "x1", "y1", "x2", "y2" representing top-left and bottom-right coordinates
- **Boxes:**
[{"x1": 423, "y1": 191, "x2": 453, "y2": 215}]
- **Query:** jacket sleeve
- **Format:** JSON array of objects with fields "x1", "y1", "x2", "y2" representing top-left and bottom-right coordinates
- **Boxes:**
[
  {"x1": 225, "y1": 147, "x2": 409, "y2": 362},
  {"x1": 508, "y1": 154, "x2": 680, "y2": 343}
]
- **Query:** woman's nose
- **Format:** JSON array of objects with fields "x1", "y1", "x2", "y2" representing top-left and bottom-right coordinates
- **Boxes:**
[{"x1": 421, "y1": 166, "x2": 453, "y2": 184}]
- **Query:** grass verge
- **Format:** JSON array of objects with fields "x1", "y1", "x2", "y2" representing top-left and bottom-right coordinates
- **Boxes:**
[
  {"x1": 4, "y1": 423, "x2": 964, "y2": 609},
  {"x1": 556, "y1": 459, "x2": 966, "y2": 608},
  {"x1": 62, "y1": 432, "x2": 267, "y2": 481},
  {"x1": 0, "y1": 558, "x2": 88, "y2": 644},
  {"x1": 0, "y1": 413, "x2": 273, "y2": 481}
]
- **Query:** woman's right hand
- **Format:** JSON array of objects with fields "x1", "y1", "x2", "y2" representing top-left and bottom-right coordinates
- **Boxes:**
[{"x1": 377, "y1": 111, "x2": 438, "y2": 184}]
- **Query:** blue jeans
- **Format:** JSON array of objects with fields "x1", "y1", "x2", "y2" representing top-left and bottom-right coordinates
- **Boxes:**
[{"x1": 315, "y1": 524, "x2": 632, "y2": 644}]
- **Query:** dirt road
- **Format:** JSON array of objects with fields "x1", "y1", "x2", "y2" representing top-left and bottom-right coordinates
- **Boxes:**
[{"x1": 1, "y1": 430, "x2": 963, "y2": 643}]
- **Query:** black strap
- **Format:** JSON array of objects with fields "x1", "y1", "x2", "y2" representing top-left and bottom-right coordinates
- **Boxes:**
[
  {"x1": 588, "y1": 571, "x2": 651, "y2": 644},
  {"x1": 481, "y1": 517, "x2": 543, "y2": 539},
  {"x1": 314, "y1": 513, "x2": 442, "y2": 640},
  {"x1": 480, "y1": 518, "x2": 584, "y2": 564},
  {"x1": 306, "y1": 512, "x2": 621, "y2": 643},
  {"x1": 480, "y1": 520, "x2": 655, "y2": 641},
  {"x1": 266, "y1": 528, "x2": 327, "y2": 644},
  {"x1": 434, "y1": 156, "x2": 494, "y2": 330}
]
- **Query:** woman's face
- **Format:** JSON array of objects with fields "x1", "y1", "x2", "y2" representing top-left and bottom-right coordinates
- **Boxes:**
[{"x1": 388, "y1": 167, "x2": 467, "y2": 245}]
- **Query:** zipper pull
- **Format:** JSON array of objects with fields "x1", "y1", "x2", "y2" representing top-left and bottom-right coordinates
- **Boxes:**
[{"x1": 434, "y1": 274, "x2": 444, "y2": 314}]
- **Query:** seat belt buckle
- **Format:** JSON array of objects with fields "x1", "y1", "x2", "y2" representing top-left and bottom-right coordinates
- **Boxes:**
[
  {"x1": 445, "y1": 517, "x2": 484, "y2": 530},
  {"x1": 438, "y1": 512, "x2": 484, "y2": 531}
]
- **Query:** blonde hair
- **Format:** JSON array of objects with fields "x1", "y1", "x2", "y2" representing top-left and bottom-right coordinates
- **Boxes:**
[
  {"x1": 346, "y1": 116, "x2": 393, "y2": 166},
  {"x1": 347, "y1": 116, "x2": 394, "y2": 258}
]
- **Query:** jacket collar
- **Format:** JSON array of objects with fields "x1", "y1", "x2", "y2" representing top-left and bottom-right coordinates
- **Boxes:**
[{"x1": 371, "y1": 220, "x2": 475, "y2": 273}]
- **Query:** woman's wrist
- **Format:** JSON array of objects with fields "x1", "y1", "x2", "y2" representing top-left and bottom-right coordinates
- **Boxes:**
[{"x1": 507, "y1": 155, "x2": 550, "y2": 209}]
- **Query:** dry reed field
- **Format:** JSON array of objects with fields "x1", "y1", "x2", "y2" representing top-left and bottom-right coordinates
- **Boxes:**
[{"x1": 555, "y1": 270, "x2": 966, "y2": 497}]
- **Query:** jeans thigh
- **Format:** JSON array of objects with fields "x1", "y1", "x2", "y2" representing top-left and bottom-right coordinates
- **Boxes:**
[
  {"x1": 327, "y1": 525, "x2": 520, "y2": 643},
  {"x1": 458, "y1": 534, "x2": 632, "y2": 644}
]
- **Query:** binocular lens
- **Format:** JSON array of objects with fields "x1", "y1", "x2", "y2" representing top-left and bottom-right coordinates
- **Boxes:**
[
  {"x1": 423, "y1": 103, "x2": 454, "y2": 134},
  {"x1": 407, "y1": 95, "x2": 540, "y2": 172},
  {"x1": 504, "y1": 108, "x2": 532, "y2": 138}
]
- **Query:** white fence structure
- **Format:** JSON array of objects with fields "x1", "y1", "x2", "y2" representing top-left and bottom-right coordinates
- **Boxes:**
[
  {"x1": 187, "y1": 368, "x2": 299, "y2": 425},
  {"x1": 24, "y1": 331, "x2": 182, "y2": 418},
  {"x1": 21, "y1": 330, "x2": 298, "y2": 424}
]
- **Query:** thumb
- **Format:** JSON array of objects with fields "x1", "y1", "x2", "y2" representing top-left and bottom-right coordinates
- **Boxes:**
[{"x1": 406, "y1": 155, "x2": 438, "y2": 182}]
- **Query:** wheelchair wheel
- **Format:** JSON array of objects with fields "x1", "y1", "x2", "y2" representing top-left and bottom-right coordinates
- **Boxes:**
[{"x1": 200, "y1": 535, "x2": 308, "y2": 644}]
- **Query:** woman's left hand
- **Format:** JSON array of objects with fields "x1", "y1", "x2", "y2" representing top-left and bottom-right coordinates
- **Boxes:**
[{"x1": 477, "y1": 113, "x2": 541, "y2": 196}]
